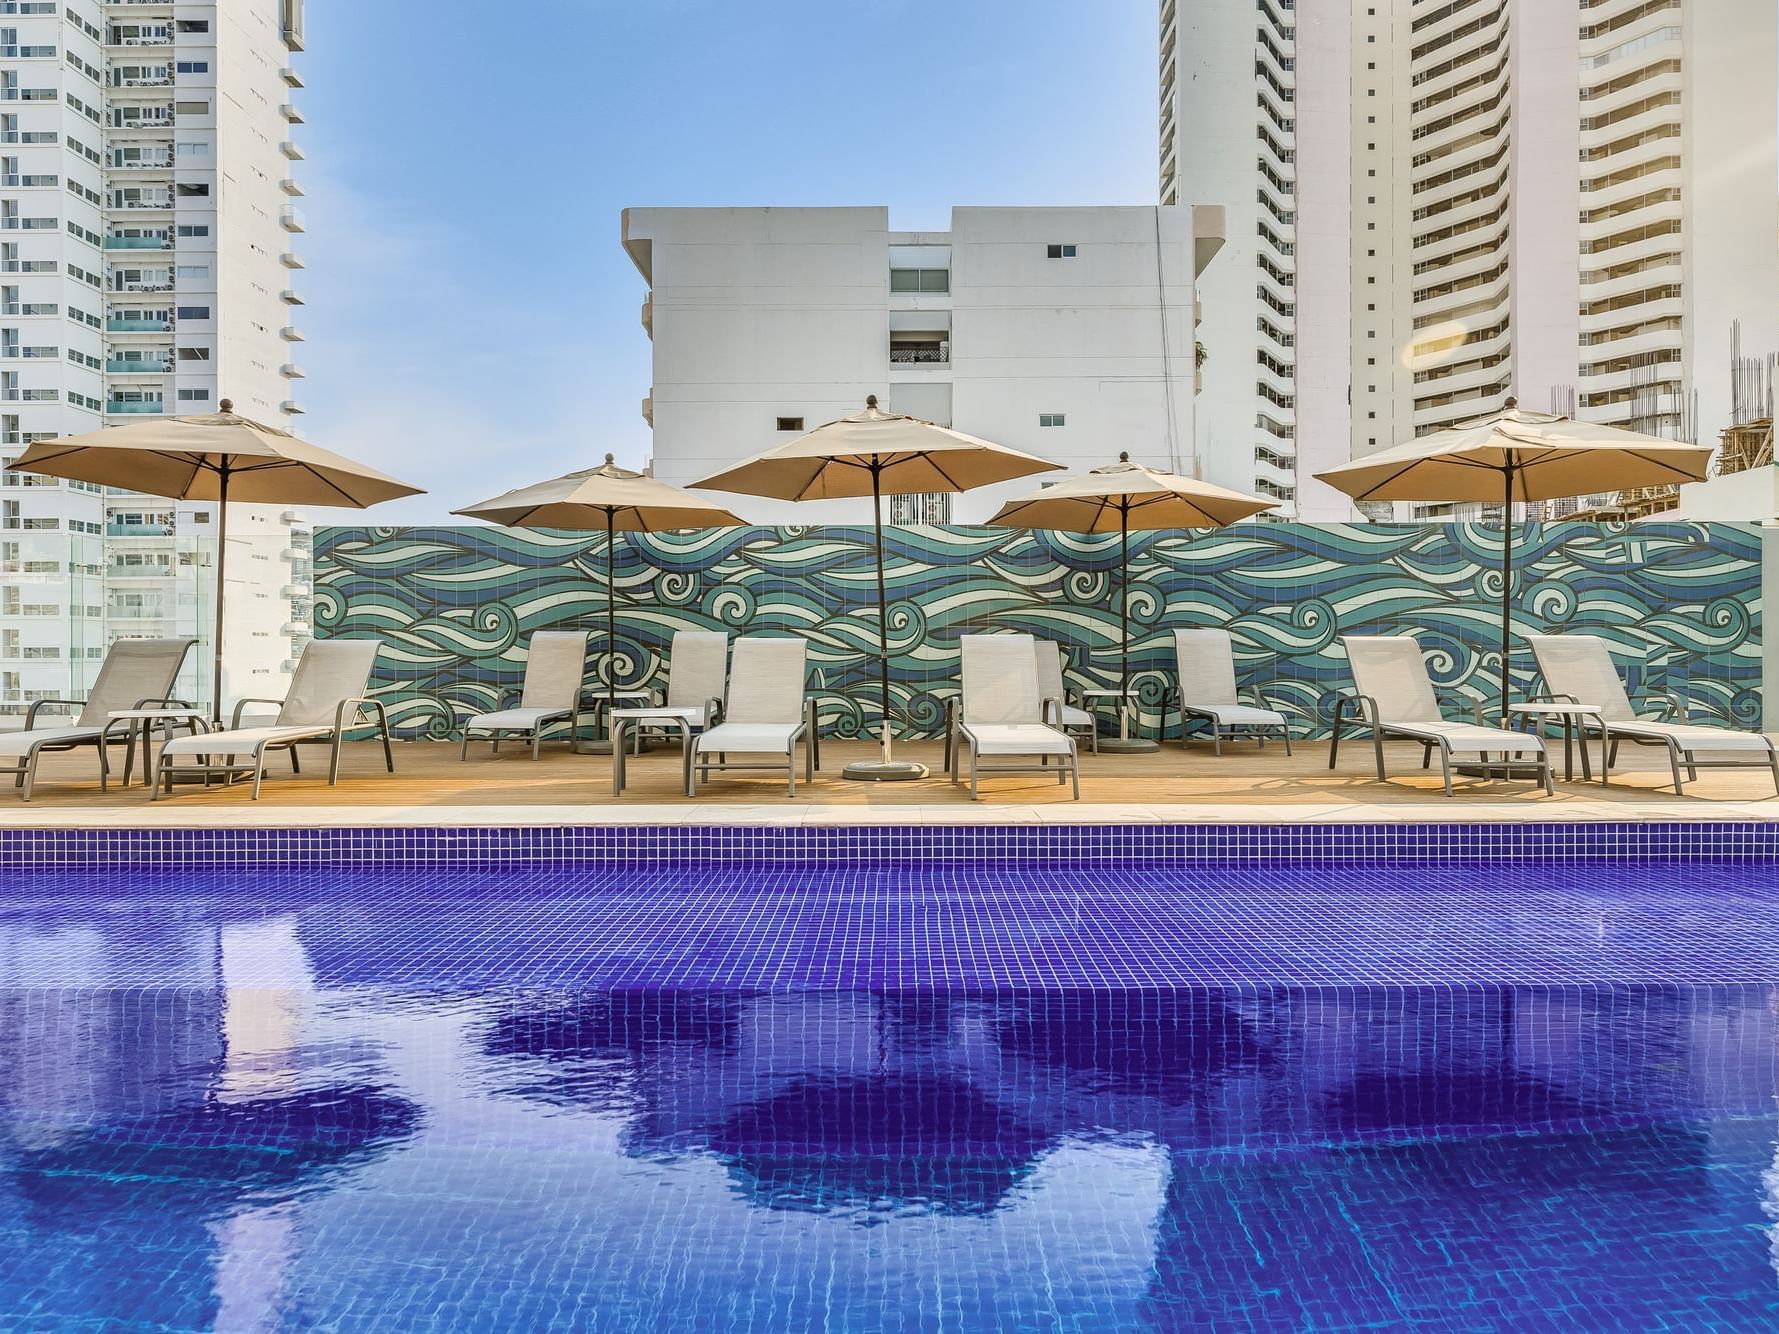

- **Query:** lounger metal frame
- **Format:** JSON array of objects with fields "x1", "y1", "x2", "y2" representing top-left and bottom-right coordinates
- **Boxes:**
[
  {"x1": 1328, "y1": 690, "x2": 1554, "y2": 797},
  {"x1": 153, "y1": 695, "x2": 394, "y2": 800}
]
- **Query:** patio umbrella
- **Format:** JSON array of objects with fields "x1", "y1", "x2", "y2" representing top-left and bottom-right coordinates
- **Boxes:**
[
  {"x1": 454, "y1": 455, "x2": 744, "y2": 735},
  {"x1": 695, "y1": 396, "x2": 1061, "y2": 780},
  {"x1": 1313, "y1": 400, "x2": 1713, "y2": 719},
  {"x1": 11, "y1": 399, "x2": 423, "y2": 722},
  {"x1": 987, "y1": 454, "x2": 1275, "y2": 752}
]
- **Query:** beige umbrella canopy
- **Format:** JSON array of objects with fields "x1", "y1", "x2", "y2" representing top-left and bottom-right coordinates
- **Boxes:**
[
  {"x1": 455, "y1": 455, "x2": 744, "y2": 722},
  {"x1": 696, "y1": 396, "x2": 1062, "y2": 780},
  {"x1": 1314, "y1": 400, "x2": 1714, "y2": 718},
  {"x1": 989, "y1": 454, "x2": 1277, "y2": 752},
  {"x1": 13, "y1": 400, "x2": 424, "y2": 721}
]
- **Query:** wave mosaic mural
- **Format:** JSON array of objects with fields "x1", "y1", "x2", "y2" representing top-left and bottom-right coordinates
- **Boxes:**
[{"x1": 314, "y1": 522, "x2": 1763, "y2": 741}]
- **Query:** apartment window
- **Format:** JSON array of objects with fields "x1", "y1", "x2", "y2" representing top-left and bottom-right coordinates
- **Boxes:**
[
  {"x1": 1367, "y1": 62, "x2": 1375, "y2": 69},
  {"x1": 176, "y1": 387, "x2": 208, "y2": 401},
  {"x1": 1038, "y1": 413, "x2": 1066, "y2": 428},
  {"x1": 174, "y1": 60, "x2": 208, "y2": 74},
  {"x1": 1045, "y1": 244, "x2": 1077, "y2": 259},
  {"x1": 888, "y1": 268, "x2": 948, "y2": 294},
  {"x1": 1367, "y1": 357, "x2": 1376, "y2": 365},
  {"x1": 176, "y1": 19, "x2": 209, "y2": 32},
  {"x1": 774, "y1": 416, "x2": 802, "y2": 432},
  {"x1": 174, "y1": 100, "x2": 208, "y2": 115},
  {"x1": 175, "y1": 224, "x2": 208, "y2": 238},
  {"x1": 175, "y1": 264, "x2": 208, "y2": 280},
  {"x1": 176, "y1": 347, "x2": 209, "y2": 360},
  {"x1": 175, "y1": 142, "x2": 208, "y2": 157},
  {"x1": 175, "y1": 183, "x2": 208, "y2": 197},
  {"x1": 175, "y1": 305, "x2": 210, "y2": 320}
]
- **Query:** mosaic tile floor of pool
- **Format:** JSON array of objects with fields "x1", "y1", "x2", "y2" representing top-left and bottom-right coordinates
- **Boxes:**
[
  {"x1": 3, "y1": 854, "x2": 1778, "y2": 1330},
  {"x1": 3, "y1": 856, "x2": 1778, "y2": 989}
]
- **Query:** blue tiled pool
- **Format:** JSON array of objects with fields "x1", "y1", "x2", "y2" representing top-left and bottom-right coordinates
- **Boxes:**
[{"x1": 1, "y1": 824, "x2": 1776, "y2": 1330}]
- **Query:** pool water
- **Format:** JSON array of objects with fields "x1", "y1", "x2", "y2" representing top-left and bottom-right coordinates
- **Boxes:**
[{"x1": 0, "y1": 852, "x2": 1776, "y2": 1330}]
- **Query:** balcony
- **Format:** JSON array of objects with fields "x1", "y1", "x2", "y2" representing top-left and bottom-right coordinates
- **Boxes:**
[
  {"x1": 278, "y1": 205, "x2": 304, "y2": 232},
  {"x1": 279, "y1": 363, "x2": 304, "y2": 378},
  {"x1": 279, "y1": 252, "x2": 303, "y2": 269},
  {"x1": 280, "y1": 102, "x2": 303, "y2": 123},
  {"x1": 279, "y1": 325, "x2": 303, "y2": 341},
  {"x1": 113, "y1": 279, "x2": 173, "y2": 293},
  {"x1": 278, "y1": 140, "x2": 303, "y2": 160},
  {"x1": 279, "y1": 289, "x2": 303, "y2": 304},
  {"x1": 105, "y1": 357, "x2": 171, "y2": 374},
  {"x1": 108, "y1": 32, "x2": 171, "y2": 47},
  {"x1": 279, "y1": 177, "x2": 303, "y2": 196},
  {"x1": 103, "y1": 234, "x2": 170, "y2": 249},
  {"x1": 112, "y1": 196, "x2": 172, "y2": 210},
  {"x1": 889, "y1": 344, "x2": 949, "y2": 365},
  {"x1": 106, "y1": 315, "x2": 171, "y2": 332},
  {"x1": 105, "y1": 400, "x2": 164, "y2": 415},
  {"x1": 279, "y1": 400, "x2": 303, "y2": 415},
  {"x1": 280, "y1": 66, "x2": 304, "y2": 88},
  {"x1": 110, "y1": 155, "x2": 173, "y2": 170},
  {"x1": 114, "y1": 74, "x2": 173, "y2": 88}
]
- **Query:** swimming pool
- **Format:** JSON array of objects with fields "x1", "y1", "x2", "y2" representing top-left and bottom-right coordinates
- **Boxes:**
[{"x1": 0, "y1": 823, "x2": 1775, "y2": 1330}]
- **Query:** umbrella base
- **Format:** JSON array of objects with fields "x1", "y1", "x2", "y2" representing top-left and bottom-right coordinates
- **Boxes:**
[
  {"x1": 841, "y1": 759, "x2": 930, "y2": 782},
  {"x1": 1097, "y1": 737, "x2": 1159, "y2": 755},
  {"x1": 572, "y1": 739, "x2": 655, "y2": 757},
  {"x1": 1455, "y1": 762, "x2": 1543, "y2": 780}
]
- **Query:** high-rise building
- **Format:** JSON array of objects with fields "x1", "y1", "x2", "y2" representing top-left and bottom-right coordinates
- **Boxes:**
[
  {"x1": 1160, "y1": 0, "x2": 1779, "y2": 520},
  {"x1": 0, "y1": 0, "x2": 310, "y2": 715},
  {"x1": 623, "y1": 205, "x2": 1225, "y2": 524}
]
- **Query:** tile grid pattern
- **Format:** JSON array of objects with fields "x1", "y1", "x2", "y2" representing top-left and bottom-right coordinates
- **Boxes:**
[{"x1": 4, "y1": 820, "x2": 1777, "y2": 866}]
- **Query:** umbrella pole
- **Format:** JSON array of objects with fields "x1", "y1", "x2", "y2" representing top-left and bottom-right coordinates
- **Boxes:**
[
  {"x1": 842, "y1": 458, "x2": 928, "y2": 781},
  {"x1": 1100, "y1": 500, "x2": 1157, "y2": 754},
  {"x1": 606, "y1": 506, "x2": 617, "y2": 728},
  {"x1": 1500, "y1": 465, "x2": 1514, "y2": 723},
  {"x1": 211, "y1": 462, "x2": 229, "y2": 726}
]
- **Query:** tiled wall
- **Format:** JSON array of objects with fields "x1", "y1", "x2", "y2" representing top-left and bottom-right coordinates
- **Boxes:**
[{"x1": 314, "y1": 522, "x2": 1764, "y2": 740}]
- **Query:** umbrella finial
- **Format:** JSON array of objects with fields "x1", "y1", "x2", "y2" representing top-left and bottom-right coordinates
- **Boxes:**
[
  {"x1": 1504, "y1": 396, "x2": 1517, "y2": 409},
  {"x1": 865, "y1": 394, "x2": 879, "y2": 409},
  {"x1": 218, "y1": 398, "x2": 233, "y2": 413},
  {"x1": 604, "y1": 452, "x2": 615, "y2": 465},
  {"x1": 1119, "y1": 451, "x2": 1130, "y2": 463}
]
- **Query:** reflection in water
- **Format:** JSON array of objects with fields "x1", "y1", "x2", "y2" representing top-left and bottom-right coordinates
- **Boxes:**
[{"x1": 0, "y1": 982, "x2": 1772, "y2": 1329}]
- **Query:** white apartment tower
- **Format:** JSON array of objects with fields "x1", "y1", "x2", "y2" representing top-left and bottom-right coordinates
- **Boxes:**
[
  {"x1": 0, "y1": 0, "x2": 310, "y2": 715},
  {"x1": 624, "y1": 205, "x2": 1225, "y2": 525},
  {"x1": 1161, "y1": 0, "x2": 1779, "y2": 519}
]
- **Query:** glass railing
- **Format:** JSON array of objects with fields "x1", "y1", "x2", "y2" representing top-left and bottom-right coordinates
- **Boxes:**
[
  {"x1": 103, "y1": 235, "x2": 168, "y2": 250},
  {"x1": 105, "y1": 359, "x2": 170, "y2": 374},
  {"x1": 104, "y1": 401, "x2": 164, "y2": 415},
  {"x1": 105, "y1": 318, "x2": 170, "y2": 331}
]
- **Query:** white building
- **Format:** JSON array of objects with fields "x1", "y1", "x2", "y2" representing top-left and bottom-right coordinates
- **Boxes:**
[
  {"x1": 0, "y1": 0, "x2": 310, "y2": 716},
  {"x1": 622, "y1": 205, "x2": 1226, "y2": 524},
  {"x1": 1160, "y1": 0, "x2": 1779, "y2": 520}
]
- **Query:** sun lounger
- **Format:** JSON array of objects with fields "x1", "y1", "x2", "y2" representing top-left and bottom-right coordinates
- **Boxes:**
[
  {"x1": 0, "y1": 636, "x2": 195, "y2": 801},
  {"x1": 1171, "y1": 628, "x2": 1292, "y2": 756},
  {"x1": 1330, "y1": 634, "x2": 1551, "y2": 796},
  {"x1": 1033, "y1": 638, "x2": 1098, "y2": 755},
  {"x1": 460, "y1": 630, "x2": 589, "y2": 760},
  {"x1": 1526, "y1": 633, "x2": 1778, "y2": 795},
  {"x1": 950, "y1": 633, "x2": 1079, "y2": 800},
  {"x1": 154, "y1": 638, "x2": 393, "y2": 799},
  {"x1": 686, "y1": 637, "x2": 815, "y2": 797}
]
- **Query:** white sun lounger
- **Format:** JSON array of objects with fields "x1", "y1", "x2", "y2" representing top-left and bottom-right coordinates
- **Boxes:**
[
  {"x1": 1033, "y1": 638, "x2": 1098, "y2": 755},
  {"x1": 154, "y1": 638, "x2": 393, "y2": 799},
  {"x1": 950, "y1": 633, "x2": 1078, "y2": 800},
  {"x1": 1526, "y1": 633, "x2": 1778, "y2": 795},
  {"x1": 686, "y1": 636, "x2": 815, "y2": 797},
  {"x1": 1171, "y1": 628, "x2": 1292, "y2": 756},
  {"x1": 460, "y1": 630, "x2": 590, "y2": 760},
  {"x1": 1330, "y1": 634, "x2": 1551, "y2": 796},
  {"x1": 0, "y1": 636, "x2": 195, "y2": 801}
]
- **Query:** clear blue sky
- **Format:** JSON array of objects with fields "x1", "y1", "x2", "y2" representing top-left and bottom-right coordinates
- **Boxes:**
[{"x1": 297, "y1": 0, "x2": 1157, "y2": 522}]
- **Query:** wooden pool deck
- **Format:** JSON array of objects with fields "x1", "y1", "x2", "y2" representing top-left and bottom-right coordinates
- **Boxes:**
[{"x1": 4, "y1": 735, "x2": 1777, "y2": 825}]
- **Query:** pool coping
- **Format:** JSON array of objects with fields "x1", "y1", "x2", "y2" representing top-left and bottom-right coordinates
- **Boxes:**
[{"x1": 2, "y1": 798, "x2": 1777, "y2": 829}]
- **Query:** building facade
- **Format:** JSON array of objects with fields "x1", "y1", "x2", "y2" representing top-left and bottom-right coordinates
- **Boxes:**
[
  {"x1": 0, "y1": 0, "x2": 310, "y2": 715},
  {"x1": 1161, "y1": 0, "x2": 1779, "y2": 519},
  {"x1": 623, "y1": 205, "x2": 1226, "y2": 525}
]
